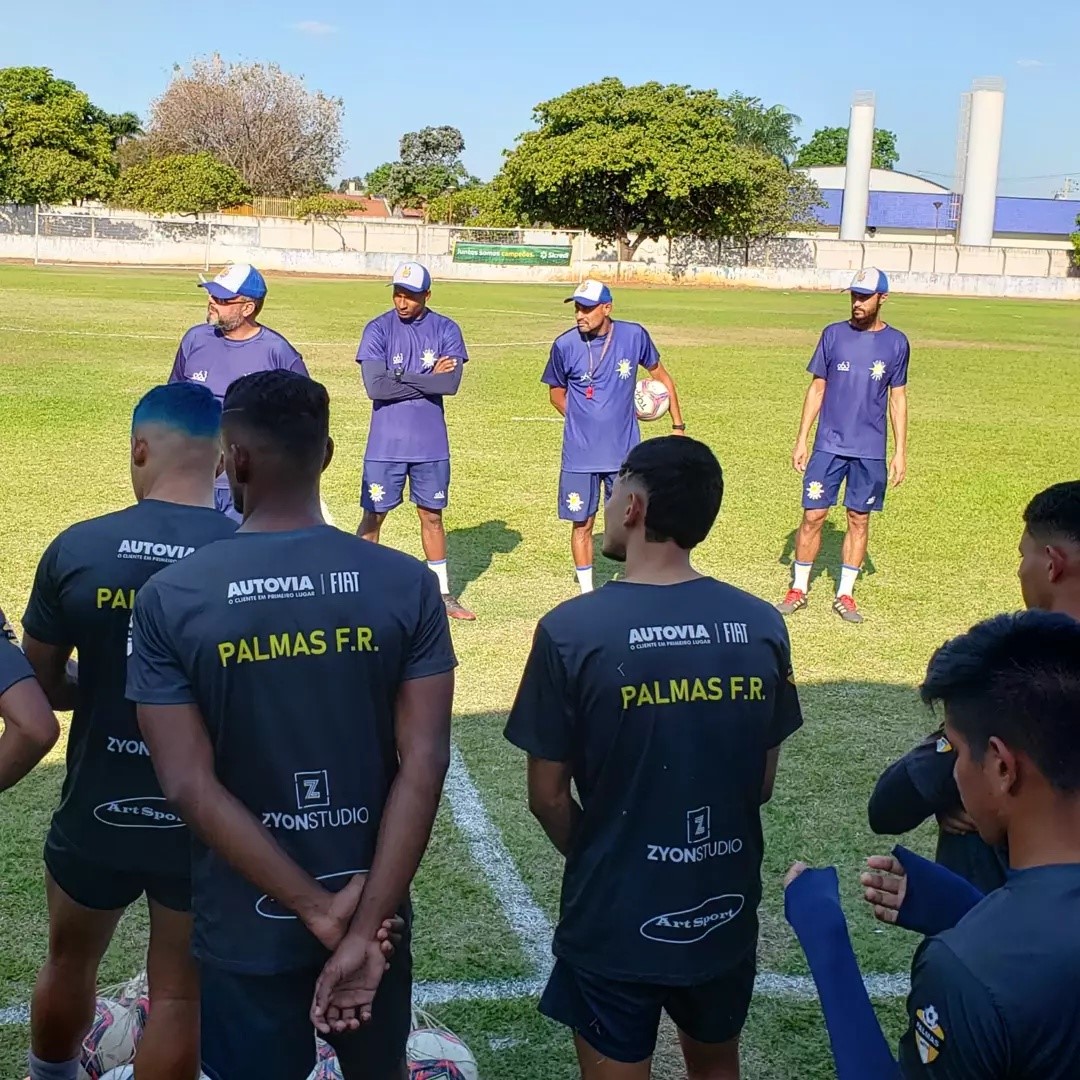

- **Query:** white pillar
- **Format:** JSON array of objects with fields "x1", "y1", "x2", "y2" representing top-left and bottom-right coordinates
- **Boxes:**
[
  {"x1": 839, "y1": 92, "x2": 875, "y2": 242},
  {"x1": 958, "y1": 78, "x2": 1005, "y2": 247}
]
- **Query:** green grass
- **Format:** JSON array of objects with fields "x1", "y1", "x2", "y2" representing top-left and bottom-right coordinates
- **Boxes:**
[{"x1": 1, "y1": 265, "x2": 1078, "y2": 1078}]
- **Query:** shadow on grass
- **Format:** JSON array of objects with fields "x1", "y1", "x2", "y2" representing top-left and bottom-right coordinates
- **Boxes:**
[
  {"x1": 778, "y1": 516, "x2": 878, "y2": 591},
  {"x1": 446, "y1": 519, "x2": 523, "y2": 596}
]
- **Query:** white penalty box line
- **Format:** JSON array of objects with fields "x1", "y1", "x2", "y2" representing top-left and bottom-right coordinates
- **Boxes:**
[{"x1": 0, "y1": 749, "x2": 908, "y2": 1027}]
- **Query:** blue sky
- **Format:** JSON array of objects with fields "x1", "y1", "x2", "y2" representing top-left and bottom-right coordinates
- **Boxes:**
[{"x1": 5, "y1": 0, "x2": 1077, "y2": 198}]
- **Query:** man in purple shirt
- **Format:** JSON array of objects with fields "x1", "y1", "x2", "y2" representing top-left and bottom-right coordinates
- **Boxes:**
[
  {"x1": 776, "y1": 267, "x2": 909, "y2": 623},
  {"x1": 543, "y1": 280, "x2": 685, "y2": 594},
  {"x1": 356, "y1": 262, "x2": 475, "y2": 621},
  {"x1": 170, "y1": 263, "x2": 309, "y2": 522}
]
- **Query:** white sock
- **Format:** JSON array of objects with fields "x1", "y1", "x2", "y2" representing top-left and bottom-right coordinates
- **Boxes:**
[
  {"x1": 576, "y1": 566, "x2": 594, "y2": 593},
  {"x1": 838, "y1": 564, "x2": 860, "y2": 598},
  {"x1": 428, "y1": 560, "x2": 450, "y2": 595},
  {"x1": 793, "y1": 561, "x2": 812, "y2": 593}
]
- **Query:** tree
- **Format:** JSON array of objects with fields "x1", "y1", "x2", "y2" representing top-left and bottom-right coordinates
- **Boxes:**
[
  {"x1": 111, "y1": 151, "x2": 249, "y2": 215},
  {"x1": 337, "y1": 174, "x2": 365, "y2": 193},
  {"x1": 497, "y1": 78, "x2": 817, "y2": 258},
  {"x1": 794, "y1": 126, "x2": 900, "y2": 170},
  {"x1": 724, "y1": 92, "x2": 801, "y2": 165},
  {"x1": 364, "y1": 125, "x2": 471, "y2": 213},
  {"x1": 145, "y1": 54, "x2": 344, "y2": 196},
  {"x1": 0, "y1": 66, "x2": 118, "y2": 204},
  {"x1": 295, "y1": 192, "x2": 354, "y2": 249},
  {"x1": 1071, "y1": 216, "x2": 1080, "y2": 269},
  {"x1": 426, "y1": 179, "x2": 523, "y2": 227}
]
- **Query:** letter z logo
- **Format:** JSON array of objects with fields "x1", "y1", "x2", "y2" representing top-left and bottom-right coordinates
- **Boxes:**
[
  {"x1": 294, "y1": 770, "x2": 330, "y2": 810},
  {"x1": 687, "y1": 806, "x2": 711, "y2": 844}
]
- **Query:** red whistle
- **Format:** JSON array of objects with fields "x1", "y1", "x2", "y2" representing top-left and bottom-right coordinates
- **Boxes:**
[{"x1": 585, "y1": 385, "x2": 594, "y2": 399}]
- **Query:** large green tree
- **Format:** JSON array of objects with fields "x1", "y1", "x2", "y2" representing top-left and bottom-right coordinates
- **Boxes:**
[
  {"x1": 724, "y1": 92, "x2": 801, "y2": 165},
  {"x1": 426, "y1": 178, "x2": 523, "y2": 227},
  {"x1": 364, "y1": 125, "x2": 473, "y2": 212},
  {"x1": 0, "y1": 67, "x2": 119, "y2": 204},
  {"x1": 111, "y1": 151, "x2": 249, "y2": 215},
  {"x1": 794, "y1": 126, "x2": 900, "y2": 170},
  {"x1": 497, "y1": 78, "x2": 819, "y2": 257}
]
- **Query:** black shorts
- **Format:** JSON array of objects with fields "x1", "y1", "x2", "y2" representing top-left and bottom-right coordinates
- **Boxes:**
[
  {"x1": 45, "y1": 829, "x2": 190, "y2": 913},
  {"x1": 200, "y1": 947, "x2": 413, "y2": 1080},
  {"x1": 540, "y1": 952, "x2": 756, "y2": 1064}
]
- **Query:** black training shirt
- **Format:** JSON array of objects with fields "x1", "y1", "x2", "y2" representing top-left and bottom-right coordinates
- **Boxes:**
[
  {"x1": 0, "y1": 605, "x2": 34, "y2": 696},
  {"x1": 505, "y1": 577, "x2": 803, "y2": 985},
  {"x1": 22, "y1": 500, "x2": 237, "y2": 873},
  {"x1": 900, "y1": 864, "x2": 1080, "y2": 1077},
  {"x1": 126, "y1": 525, "x2": 457, "y2": 974}
]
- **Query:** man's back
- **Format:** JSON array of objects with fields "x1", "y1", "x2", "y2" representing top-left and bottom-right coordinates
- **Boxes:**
[
  {"x1": 127, "y1": 524, "x2": 456, "y2": 973},
  {"x1": 901, "y1": 864, "x2": 1080, "y2": 1077},
  {"x1": 22, "y1": 499, "x2": 236, "y2": 872},
  {"x1": 507, "y1": 576, "x2": 802, "y2": 985}
]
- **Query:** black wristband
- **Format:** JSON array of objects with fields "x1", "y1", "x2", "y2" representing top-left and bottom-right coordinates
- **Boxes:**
[{"x1": 672, "y1": 423, "x2": 686, "y2": 431}]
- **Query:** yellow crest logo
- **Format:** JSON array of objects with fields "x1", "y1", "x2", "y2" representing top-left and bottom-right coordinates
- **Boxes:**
[
  {"x1": 914, "y1": 1005, "x2": 945, "y2": 1065},
  {"x1": 401, "y1": 266, "x2": 411, "y2": 278}
]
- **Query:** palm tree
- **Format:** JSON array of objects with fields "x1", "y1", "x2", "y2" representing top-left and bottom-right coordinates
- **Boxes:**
[{"x1": 725, "y1": 93, "x2": 802, "y2": 167}]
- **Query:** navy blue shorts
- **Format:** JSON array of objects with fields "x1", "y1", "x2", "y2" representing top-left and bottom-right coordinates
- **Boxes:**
[
  {"x1": 802, "y1": 452, "x2": 887, "y2": 513},
  {"x1": 539, "y1": 953, "x2": 756, "y2": 1064},
  {"x1": 45, "y1": 828, "x2": 190, "y2": 913},
  {"x1": 362, "y1": 460, "x2": 450, "y2": 513},
  {"x1": 200, "y1": 946, "x2": 412, "y2": 1080},
  {"x1": 559, "y1": 471, "x2": 616, "y2": 523}
]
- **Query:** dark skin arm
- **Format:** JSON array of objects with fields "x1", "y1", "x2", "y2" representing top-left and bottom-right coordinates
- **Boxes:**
[
  {"x1": 21, "y1": 635, "x2": 78, "y2": 712},
  {"x1": 311, "y1": 670, "x2": 453, "y2": 1032},
  {"x1": 137, "y1": 702, "x2": 395, "y2": 950},
  {"x1": 549, "y1": 386, "x2": 567, "y2": 417},
  {"x1": 761, "y1": 747, "x2": 781, "y2": 804},
  {"x1": 0, "y1": 676, "x2": 60, "y2": 792},
  {"x1": 649, "y1": 361, "x2": 685, "y2": 429},
  {"x1": 527, "y1": 756, "x2": 581, "y2": 856}
]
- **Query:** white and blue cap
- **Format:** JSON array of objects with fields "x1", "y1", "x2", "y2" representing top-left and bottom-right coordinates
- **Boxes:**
[
  {"x1": 199, "y1": 263, "x2": 267, "y2": 302},
  {"x1": 565, "y1": 279, "x2": 613, "y2": 308},
  {"x1": 849, "y1": 266, "x2": 889, "y2": 296},
  {"x1": 391, "y1": 261, "x2": 432, "y2": 294}
]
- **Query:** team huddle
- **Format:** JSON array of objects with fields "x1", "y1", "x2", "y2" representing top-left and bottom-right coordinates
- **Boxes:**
[{"x1": 1, "y1": 259, "x2": 1078, "y2": 1080}]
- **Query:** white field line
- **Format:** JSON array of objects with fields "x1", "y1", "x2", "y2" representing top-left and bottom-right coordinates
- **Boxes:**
[
  {"x1": 0, "y1": 747, "x2": 910, "y2": 1026},
  {"x1": 510, "y1": 416, "x2": 562, "y2": 422},
  {"x1": 0, "y1": 325, "x2": 549, "y2": 349}
]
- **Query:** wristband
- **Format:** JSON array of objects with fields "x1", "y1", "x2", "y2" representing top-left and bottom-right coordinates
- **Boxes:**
[{"x1": 672, "y1": 423, "x2": 686, "y2": 431}]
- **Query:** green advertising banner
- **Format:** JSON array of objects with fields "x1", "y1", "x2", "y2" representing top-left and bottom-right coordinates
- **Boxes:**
[{"x1": 452, "y1": 241, "x2": 573, "y2": 266}]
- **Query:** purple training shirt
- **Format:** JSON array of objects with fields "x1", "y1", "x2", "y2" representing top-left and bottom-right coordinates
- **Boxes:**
[
  {"x1": 542, "y1": 320, "x2": 660, "y2": 473},
  {"x1": 807, "y1": 320, "x2": 910, "y2": 461},
  {"x1": 357, "y1": 308, "x2": 469, "y2": 463}
]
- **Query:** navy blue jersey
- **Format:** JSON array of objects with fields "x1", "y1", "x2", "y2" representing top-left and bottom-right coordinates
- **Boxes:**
[
  {"x1": 505, "y1": 577, "x2": 803, "y2": 985},
  {"x1": 808, "y1": 320, "x2": 909, "y2": 460},
  {"x1": 542, "y1": 321, "x2": 660, "y2": 473},
  {"x1": 126, "y1": 525, "x2": 456, "y2": 974},
  {"x1": 0, "y1": 605, "x2": 33, "y2": 696},
  {"x1": 22, "y1": 501, "x2": 237, "y2": 874},
  {"x1": 901, "y1": 864, "x2": 1080, "y2": 1077}
]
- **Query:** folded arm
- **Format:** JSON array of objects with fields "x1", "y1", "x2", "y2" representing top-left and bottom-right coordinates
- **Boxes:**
[
  {"x1": 360, "y1": 359, "x2": 426, "y2": 403},
  {"x1": 400, "y1": 362, "x2": 464, "y2": 396}
]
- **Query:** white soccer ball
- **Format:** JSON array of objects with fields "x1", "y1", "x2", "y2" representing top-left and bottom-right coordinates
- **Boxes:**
[
  {"x1": 79, "y1": 999, "x2": 145, "y2": 1080},
  {"x1": 634, "y1": 378, "x2": 670, "y2": 421},
  {"x1": 407, "y1": 1027, "x2": 479, "y2": 1080}
]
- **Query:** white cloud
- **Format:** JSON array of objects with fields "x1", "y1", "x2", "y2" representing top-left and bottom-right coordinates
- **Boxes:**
[
  {"x1": 293, "y1": 20, "x2": 337, "y2": 35},
  {"x1": 1015, "y1": 58, "x2": 1047, "y2": 69}
]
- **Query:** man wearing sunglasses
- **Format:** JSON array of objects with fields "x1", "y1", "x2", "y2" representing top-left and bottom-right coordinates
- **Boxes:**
[{"x1": 170, "y1": 263, "x2": 309, "y2": 521}]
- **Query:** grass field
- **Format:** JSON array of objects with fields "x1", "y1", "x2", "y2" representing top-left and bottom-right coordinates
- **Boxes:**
[{"x1": 1, "y1": 264, "x2": 1078, "y2": 1079}]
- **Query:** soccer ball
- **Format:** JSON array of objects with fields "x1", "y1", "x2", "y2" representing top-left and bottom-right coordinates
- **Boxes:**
[
  {"x1": 634, "y1": 378, "x2": 670, "y2": 421},
  {"x1": 407, "y1": 1027, "x2": 478, "y2": 1080},
  {"x1": 306, "y1": 1039, "x2": 343, "y2": 1080},
  {"x1": 79, "y1": 998, "x2": 146, "y2": 1080}
]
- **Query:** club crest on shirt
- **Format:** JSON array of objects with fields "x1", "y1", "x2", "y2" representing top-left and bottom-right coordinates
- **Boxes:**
[
  {"x1": 870, "y1": 361, "x2": 887, "y2": 381},
  {"x1": 421, "y1": 348, "x2": 437, "y2": 370},
  {"x1": 617, "y1": 359, "x2": 632, "y2": 379},
  {"x1": 914, "y1": 1004, "x2": 945, "y2": 1064},
  {"x1": 936, "y1": 736, "x2": 953, "y2": 753}
]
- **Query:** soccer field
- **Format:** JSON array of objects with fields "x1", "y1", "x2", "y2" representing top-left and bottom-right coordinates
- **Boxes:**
[{"x1": 1, "y1": 264, "x2": 1078, "y2": 1079}]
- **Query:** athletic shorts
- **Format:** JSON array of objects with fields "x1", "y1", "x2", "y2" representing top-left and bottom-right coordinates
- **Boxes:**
[
  {"x1": 44, "y1": 828, "x2": 190, "y2": 913},
  {"x1": 802, "y1": 452, "x2": 887, "y2": 513},
  {"x1": 362, "y1": 460, "x2": 450, "y2": 513},
  {"x1": 199, "y1": 945, "x2": 412, "y2": 1080},
  {"x1": 539, "y1": 952, "x2": 756, "y2": 1064},
  {"x1": 558, "y1": 471, "x2": 616, "y2": 523}
]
